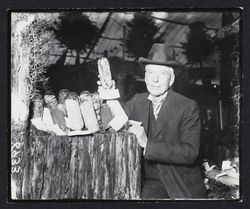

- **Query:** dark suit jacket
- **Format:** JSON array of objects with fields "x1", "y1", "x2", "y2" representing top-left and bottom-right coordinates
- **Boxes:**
[{"x1": 123, "y1": 89, "x2": 207, "y2": 199}]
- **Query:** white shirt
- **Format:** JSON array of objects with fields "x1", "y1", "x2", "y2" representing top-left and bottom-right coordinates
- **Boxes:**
[{"x1": 147, "y1": 91, "x2": 168, "y2": 119}]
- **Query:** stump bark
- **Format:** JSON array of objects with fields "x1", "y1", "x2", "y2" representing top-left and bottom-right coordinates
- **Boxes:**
[{"x1": 24, "y1": 127, "x2": 141, "y2": 200}]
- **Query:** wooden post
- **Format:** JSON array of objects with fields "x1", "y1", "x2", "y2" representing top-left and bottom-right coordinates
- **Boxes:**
[{"x1": 11, "y1": 14, "x2": 35, "y2": 199}]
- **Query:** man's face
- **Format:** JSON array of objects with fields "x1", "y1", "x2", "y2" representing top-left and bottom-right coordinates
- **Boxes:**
[{"x1": 145, "y1": 64, "x2": 175, "y2": 97}]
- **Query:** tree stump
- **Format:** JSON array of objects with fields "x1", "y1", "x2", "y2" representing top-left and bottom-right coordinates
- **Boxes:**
[{"x1": 22, "y1": 127, "x2": 141, "y2": 200}]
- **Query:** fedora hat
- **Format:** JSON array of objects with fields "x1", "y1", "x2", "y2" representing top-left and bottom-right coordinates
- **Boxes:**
[{"x1": 138, "y1": 43, "x2": 183, "y2": 75}]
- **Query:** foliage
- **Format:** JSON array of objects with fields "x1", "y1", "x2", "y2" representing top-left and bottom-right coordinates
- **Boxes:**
[
  {"x1": 206, "y1": 179, "x2": 239, "y2": 199},
  {"x1": 181, "y1": 21, "x2": 214, "y2": 65},
  {"x1": 125, "y1": 12, "x2": 164, "y2": 60},
  {"x1": 51, "y1": 12, "x2": 99, "y2": 64},
  {"x1": 21, "y1": 15, "x2": 55, "y2": 98}
]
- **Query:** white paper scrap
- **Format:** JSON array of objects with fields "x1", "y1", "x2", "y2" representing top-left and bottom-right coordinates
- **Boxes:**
[
  {"x1": 129, "y1": 120, "x2": 142, "y2": 126},
  {"x1": 99, "y1": 89, "x2": 120, "y2": 100},
  {"x1": 31, "y1": 117, "x2": 47, "y2": 131},
  {"x1": 107, "y1": 100, "x2": 128, "y2": 131},
  {"x1": 42, "y1": 107, "x2": 54, "y2": 130},
  {"x1": 67, "y1": 130, "x2": 93, "y2": 136}
]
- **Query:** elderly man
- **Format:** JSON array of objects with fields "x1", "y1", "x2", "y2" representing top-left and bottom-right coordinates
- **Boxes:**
[{"x1": 124, "y1": 43, "x2": 207, "y2": 199}]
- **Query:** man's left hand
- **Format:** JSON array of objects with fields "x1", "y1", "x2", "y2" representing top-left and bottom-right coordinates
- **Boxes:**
[{"x1": 128, "y1": 125, "x2": 148, "y2": 148}]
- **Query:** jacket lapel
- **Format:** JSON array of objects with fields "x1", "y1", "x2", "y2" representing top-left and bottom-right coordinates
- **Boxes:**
[
  {"x1": 138, "y1": 94, "x2": 150, "y2": 134},
  {"x1": 152, "y1": 89, "x2": 176, "y2": 139}
]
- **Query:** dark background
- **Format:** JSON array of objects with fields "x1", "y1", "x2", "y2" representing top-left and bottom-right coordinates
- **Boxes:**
[{"x1": 1, "y1": 0, "x2": 249, "y2": 209}]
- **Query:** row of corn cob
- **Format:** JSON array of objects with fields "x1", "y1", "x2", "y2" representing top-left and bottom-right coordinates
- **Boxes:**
[{"x1": 31, "y1": 89, "x2": 113, "y2": 134}]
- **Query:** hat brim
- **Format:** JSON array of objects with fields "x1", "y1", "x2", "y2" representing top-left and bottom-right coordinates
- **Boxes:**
[{"x1": 138, "y1": 57, "x2": 183, "y2": 75}]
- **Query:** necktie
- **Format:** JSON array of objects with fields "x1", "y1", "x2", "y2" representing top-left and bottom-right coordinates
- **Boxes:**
[{"x1": 151, "y1": 97, "x2": 164, "y2": 119}]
